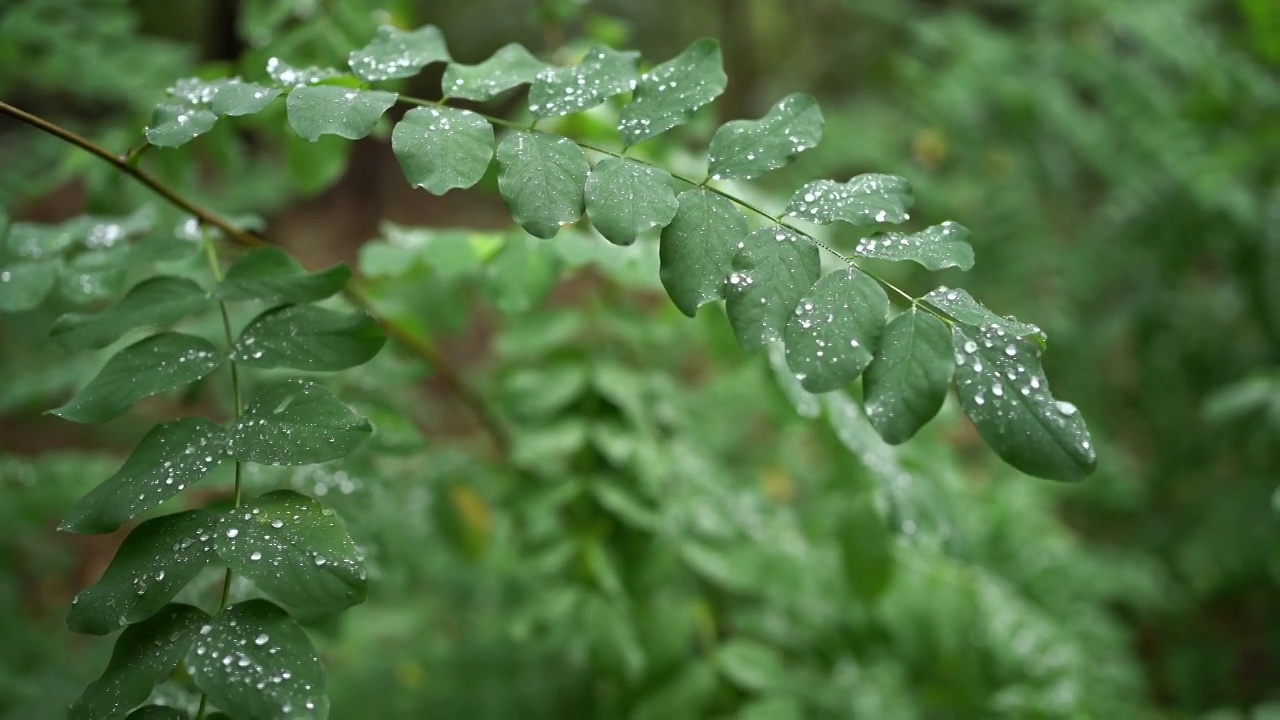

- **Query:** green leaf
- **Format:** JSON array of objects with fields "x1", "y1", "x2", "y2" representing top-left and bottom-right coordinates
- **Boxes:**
[
  {"x1": 618, "y1": 38, "x2": 726, "y2": 146},
  {"x1": 495, "y1": 130, "x2": 590, "y2": 239},
  {"x1": 218, "y1": 247, "x2": 350, "y2": 304},
  {"x1": 144, "y1": 104, "x2": 218, "y2": 147},
  {"x1": 60, "y1": 249, "x2": 129, "y2": 305},
  {"x1": 0, "y1": 260, "x2": 57, "y2": 312},
  {"x1": 839, "y1": 494, "x2": 895, "y2": 601},
  {"x1": 126, "y1": 706, "x2": 187, "y2": 719},
  {"x1": 209, "y1": 80, "x2": 280, "y2": 116},
  {"x1": 724, "y1": 226, "x2": 821, "y2": 351},
  {"x1": 226, "y1": 380, "x2": 372, "y2": 465},
  {"x1": 266, "y1": 58, "x2": 341, "y2": 88},
  {"x1": 68, "y1": 511, "x2": 217, "y2": 635},
  {"x1": 659, "y1": 189, "x2": 748, "y2": 316},
  {"x1": 740, "y1": 697, "x2": 805, "y2": 720},
  {"x1": 286, "y1": 86, "x2": 397, "y2": 141},
  {"x1": 51, "y1": 276, "x2": 210, "y2": 350},
  {"x1": 708, "y1": 93, "x2": 823, "y2": 180},
  {"x1": 584, "y1": 157, "x2": 678, "y2": 245},
  {"x1": 7, "y1": 220, "x2": 81, "y2": 258},
  {"x1": 391, "y1": 106, "x2": 495, "y2": 195},
  {"x1": 528, "y1": 45, "x2": 639, "y2": 117},
  {"x1": 482, "y1": 232, "x2": 563, "y2": 314},
  {"x1": 51, "y1": 333, "x2": 224, "y2": 423},
  {"x1": 922, "y1": 286, "x2": 1045, "y2": 341},
  {"x1": 186, "y1": 600, "x2": 328, "y2": 720},
  {"x1": 952, "y1": 324, "x2": 1095, "y2": 481},
  {"x1": 231, "y1": 305, "x2": 384, "y2": 371},
  {"x1": 69, "y1": 603, "x2": 209, "y2": 720},
  {"x1": 590, "y1": 482, "x2": 658, "y2": 530},
  {"x1": 61, "y1": 418, "x2": 226, "y2": 534},
  {"x1": 715, "y1": 639, "x2": 786, "y2": 691},
  {"x1": 784, "y1": 269, "x2": 889, "y2": 393},
  {"x1": 862, "y1": 308, "x2": 954, "y2": 444},
  {"x1": 854, "y1": 221, "x2": 975, "y2": 271},
  {"x1": 785, "y1": 174, "x2": 913, "y2": 226},
  {"x1": 348, "y1": 24, "x2": 450, "y2": 81},
  {"x1": 215, "y1": 490, "x2": 367, "y2": 617},
  {"x1": 442, "y1": 43, "x2": 548, "y2": 101}
]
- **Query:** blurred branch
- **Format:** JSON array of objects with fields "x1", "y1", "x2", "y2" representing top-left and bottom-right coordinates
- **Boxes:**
[{"x1": 0, "y1": 100, "x2": 511, "y2": 459}]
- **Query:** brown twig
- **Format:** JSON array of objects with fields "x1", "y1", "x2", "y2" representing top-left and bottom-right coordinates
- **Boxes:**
[{"x1": 0, "y1": 100, "x2": 510, "y2": 457}]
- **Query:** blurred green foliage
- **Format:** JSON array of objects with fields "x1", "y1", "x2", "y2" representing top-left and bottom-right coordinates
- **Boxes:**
[{"x1": 1, "y1": 0, "x2": 1277, "y2": 717}]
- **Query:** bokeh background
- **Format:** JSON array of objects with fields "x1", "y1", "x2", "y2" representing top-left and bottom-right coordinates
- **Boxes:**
[{"x1": 1, "y1": 0, "x2": 1277, "y2": 717}]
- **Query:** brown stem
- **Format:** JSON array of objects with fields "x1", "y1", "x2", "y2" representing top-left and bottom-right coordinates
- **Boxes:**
[{"x1": 0, "y1": 100, "x2": 509, "y2": 457}]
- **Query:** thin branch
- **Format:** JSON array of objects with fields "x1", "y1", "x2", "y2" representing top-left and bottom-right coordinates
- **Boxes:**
[{"x1": 0, "y1": 100, "x2": 510, "y2": 458}]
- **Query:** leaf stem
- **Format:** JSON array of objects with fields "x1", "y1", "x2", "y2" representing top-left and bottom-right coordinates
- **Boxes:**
[{"x1": 0, "y1": 100, "x2": 510, "y2": 457}]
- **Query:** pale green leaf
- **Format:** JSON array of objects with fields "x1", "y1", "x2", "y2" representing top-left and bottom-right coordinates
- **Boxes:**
[
  {"x1": 528, "y1": 46, "x2": 639, "y2": 117},
  {"x1": 724, "y1": 226, "x2": 821, "y2": 350},
  {"x1": 69, "y1": 604, "x2": 209, "y2": 720},
  {"x1": 59, "y1": 249, "x2": 129, "y2": 305},
  {"x1": 0, "y1": 260, "x2": 57, "y2": 312},
  {"x1": 708, "y1": 93, "x2": 823, "y2": 180},
  {"x1": 348, "y1": 24, "x2": 450, "y2": 81},
  {"x1": 186, "y1": 600, "x2": 328, "y2": 720},
  {"x1": 391, "y1": 106, "x2": 494, "y2": 194},
  {"x1": 144, "y1": 104, "x2": 217, "y2": 147},
  {"x1": 51, "y1": 276, "x2": 210, "y2": 350},
  {"x1": 785, "y1": 174, "x2": 913, "y2": 226},
  {"x1": 61, "y1": 418, "x2": 226, "y2": 534},
  {"x1": 839, "y1": 494, "x2": 895, "y2": 601},
  {"x1": 226, "y1": 380, "x2": 372, "y2": 465},
  {"x1": 52, "y1": 333, "x2": 224, "y2": 423},
  {"x1": 482, "y1": 232, "x2": 563, "y2": 314},
  {"x1": 495, "y1": 130, "x2": 589, "y2": 238},
  {"x1": 863, "y1": 308, "x2": 954, "y2": 444},
  {"x1": 584, "y1": 157, "x2": 678, "y2": 245},
  {"x1": 854, "y1": 221, "x2": 974, "y2": 271},
  {"x1": 784, "y1": 269, "x2": 889, "y2": 393},
  {"x1": 923, "y1": 286, "x2": 1045, "y2": 341},
  {"x1": 215, "y1": 490, "x2": 367, "y2": 617},
  {"x1": 618, "y1": 38, "x2": 726, "y2": 146},
  {"x1": 658, "y1": 189, "x2": 748, "y2": 316},
  {"x1": 266, "y1": 58, "x2": 340, "y2": 88},
  {"x1": 218, "y1": 247, "x2": 350, "y2": 304},
  {"x1": 231, "y1": 305, "x2": 384, "y2": 371},
  {"x1": 715, "y1": 639, "x2": 786, "y2": 691},
  {"x1": 286, "y1": 86, "x2": 397, "y2": 141},
  {"x1": 209, "y1": 80, "x2": 281, "y2": 116},
  {"x1": 952, "y1": 324, "x2": 1095, "y2": 481},
  {"x1": 67, "y1": 511, "x2": 217, "y2": 635},
  {"x1": 442, "y1": 43, "x2": 549, "y2": 101}
]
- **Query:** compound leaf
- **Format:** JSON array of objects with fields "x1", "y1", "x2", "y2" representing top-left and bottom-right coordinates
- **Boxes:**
[
  {"x1": 495, "y1": 130, "x2": 589, "y2": 239},
  {"x1": 392, "y1": 106, "x2": 494, "y2": 195},
  {"x1": 51, "y1": 276, "x2": 210, "y2": 350},
  {"x1": 785, "y1": 174, "x2": 913, "y2": 227},
  {"x1": 442, "y1": 43, "x2": 549, "y2": 101},
  {"x1": 186, "y1": 600, "x2": 328, "y2": 720},
  {"x1": 854, "y1": 221, "x2": 975, "y2": 271},
  {"x1": 232, "y1": 305, "x2": 385, "y2": 371},
  {"x1": 0, "y1": 260, "x2": 58, "y2": 312},
  {"x1": 784, "y1": 269, "x2": 889, "y2": 393},
  {"x1": 218, "y1": 247, "x2": 350, "y2": 304},
  {"x1": 659, "y1": 189, "x2": 748, "y2": 316},
  {"x1": 618, "y1": 38, "x2": 726, "y2": 146},
  {"x1": 724, "y1": 226, "x2": 821, "y2": 351},
  {"x1": 215, "y1": 490, "x2": 367, "y2": 617},
  {"x1": 863, "y1": 308, "x2": 954, "y2": 444},
  {"x1": 348, "y1": 24, "x2": 450, "y2": 81},
  {"x1": 69, "y1": 604, "x2": 209, "y2": 720},
  {"x1": 286, "y1": 86, "x2": 397, "y2": 141},
  {"x1": 708, "y1": 93, "x2": 823, "y2": 180},
  {"x1": 922, "y1": 286, "x2": 1045, "y2": 341},
  {"x1": 52, "y1": 333, "x2": 223, "y2": 424},
  {"x1": 529, "y1": 46, "x2": 639, "y2": 118},
  {"x1": 584, "y1": 157, "x2": 678, "y2": 245},
  {"x1": 61, "y1": 418, "x2": 226, "y2": 534},
  {"x1": 952, "y1": 324, "x2": 1095, "y2": 481},
  {"x1": 67, "y1": 511, "x2": 218, "y2": 635},
  {"x1": 226, "y1": 380, "x2": 372, "y2": 465}
]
